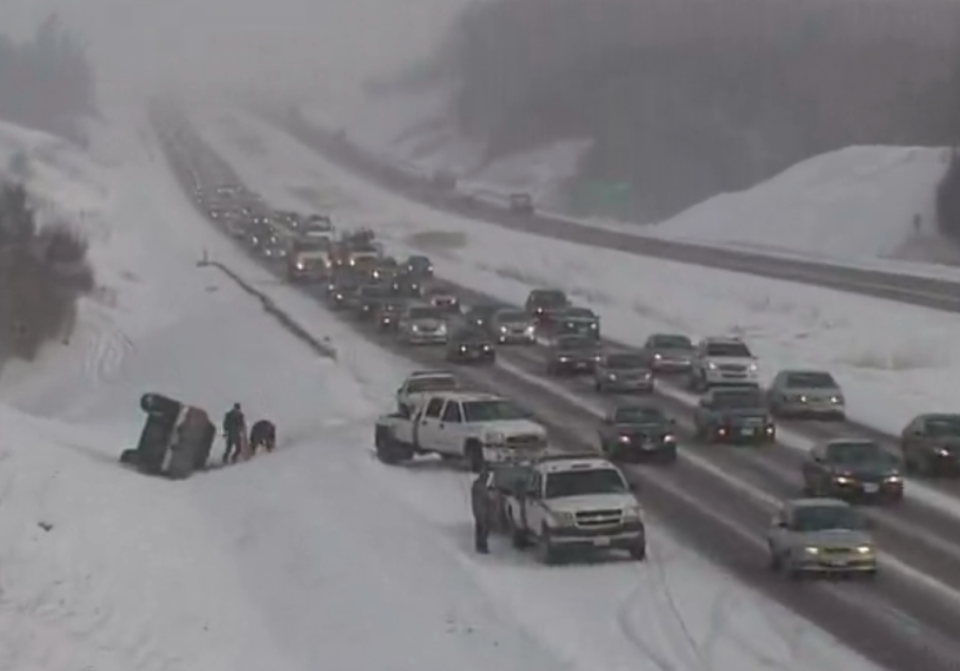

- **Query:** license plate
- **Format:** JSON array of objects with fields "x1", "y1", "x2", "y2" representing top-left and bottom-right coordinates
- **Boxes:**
[
  {"x1": 593, "y1": 537, "x2": 611, "y2": 547},
  {"x1": 741, "y1": 427, "x2": 754, "y2": 436},
  {"x1": 827, "y1": 559, "x2": 848, "y2": 567},
  {"x1": 576, "y1": 362, "x2": 589, "y2": 369},
  {"x1": 863, "y1": 483, "x2": 879, "y2": 493},
  {"x1": 642, "y1": 441, "x2": 658, "y2": 450}
]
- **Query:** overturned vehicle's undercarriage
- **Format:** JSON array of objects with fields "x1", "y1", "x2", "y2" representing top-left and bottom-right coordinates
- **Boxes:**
[{"x1": 120, "y1": 393, "x2": 216, "y2": 479}]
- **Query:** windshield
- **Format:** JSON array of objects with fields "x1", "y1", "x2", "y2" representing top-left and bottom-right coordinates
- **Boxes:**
[
  {"x1": 607, "y1": 354, "x2": 647, "y2": 369},
  {"x1": 360, "y1": 286, "x2": 389, "y2": 297},
  {"x1": 565, "y1": 308, "x2": 595, "y2": 319},
  {"x1": 926, "y1": 416, "x2": 960, "y2": 437},
  {"x1": 462, "y1": 399, "x2": 529, "y2": 422},
  {"x1": 712, "y1": 390, "x2": 763, "y2": 409},
  {"x1": 406, "y1": 377, "x2": 457, "y2": 394},
  {"x1": 408, "y1": 256, "x2": 430, "y2": 267},
  {"x1": 650, "y1": 334, "x2": 693, "y2": 349},
  {"x1": 793, "y1": 505, "x2": 866, "y2": 532},
  {"x1": 409, "y1": 307, "x2": 444, "y2": 320},
  {"x1": 469, "y1": 305, "x2": 499, "y2": 317},
  {"x1": 497, "y1": 310, "x2": 528, "y2": 323},
  {"x1": 614, "y1": 406, "x2": 665, "y2": 424},
  {"x1": 531, "y1": 291, "x2": 567, "y2": 307},
  {"x1": 455, "y1": 330, "x2": 489, "y2": 343},
  {"x1": 705, "y1": 342, "x2": 751, "y2": 357},
  {"x1": 544, "y1": 469, "x2": 628, "y2": 498},
  {"x1": 785, "y1": 372, "x2": 836, "y2": 388},
  {"x1": 557, "y1": 336, "x2": 595, "y2": 350},
  {"x1": 827, "y1": 441, "x2": 886, "y2": 464}
]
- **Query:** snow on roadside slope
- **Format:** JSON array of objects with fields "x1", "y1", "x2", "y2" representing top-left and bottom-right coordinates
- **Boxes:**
[
  {"x1": 187, "y1": 107, "x2": 888, "y2": 671},
  {"x1": 199, "y1": 109, "x2": 960, "y2": 438},
  {"x1": 650, "y1": 145, "x2": 950, "y2": 262}
]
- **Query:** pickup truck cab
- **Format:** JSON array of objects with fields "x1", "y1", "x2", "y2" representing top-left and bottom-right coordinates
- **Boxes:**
[
  {"x1": 503, "y1": 454, "x2": 646, "y2": 563},
  {"x1": 375, "y1": 391, "x2": 547, "y2": 471}
]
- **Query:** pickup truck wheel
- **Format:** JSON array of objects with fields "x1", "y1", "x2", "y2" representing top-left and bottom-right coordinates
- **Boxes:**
[
  {"x1": 537, "y1": 528, "x2": 557, "y2": 565},
  {"x1": 507, "y1": 514, "x2": 528, "y2": 548},
  {"x1": 465, "y1": 439, "x2": 485, "y2": 473}
]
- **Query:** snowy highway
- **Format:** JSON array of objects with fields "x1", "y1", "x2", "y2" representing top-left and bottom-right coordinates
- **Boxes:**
[
  {"x1": 172, "y1": 110, "x2": 960, "y2": 671},
  {"x1": 275, "y1": 109, "x2": 960, "y2": 313}
]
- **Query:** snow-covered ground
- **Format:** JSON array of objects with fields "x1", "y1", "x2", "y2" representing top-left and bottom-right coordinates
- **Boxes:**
[
  {"x1": 0, "y1": 109, "x2": 884, "y2": 671},
  {"x1": 198, "y1": 109, "x2": 960, "y2": 439},
  {"x1": 302, "y1": 94, "x2": 957, "y2": 266}
]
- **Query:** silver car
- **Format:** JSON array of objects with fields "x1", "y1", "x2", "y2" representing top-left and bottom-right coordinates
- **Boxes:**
[
  {"x1": 767, "y1": 498, "x2": 877, "y2": 579},
  {"x1": 491, "y1": 308, "x2": 535, "y2": 344},
  {"x1": 642, "y1": 333, "x2": 695, "y2": 373},
  {"x1": 594, "y1": 352, "x2": 654, "y2": 393},
  {"x1": 767, "y1": 370, "x2": 845, "y2": 420},
  {"x1": 398, "y1": 304, "x2": 449, "y2": 345}
]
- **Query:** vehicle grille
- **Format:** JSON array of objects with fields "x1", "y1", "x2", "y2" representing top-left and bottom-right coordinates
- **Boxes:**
[
  {"x1": 506, "y1": 434, "x2": 545, "y2": 449},
  {"x1": 576, "y1": 509, "x2": 623, "y2": 528},
  {"x1": 718, "y1": 364, "x2": 746, "y2": 372},
  {"x1": 820, "y1": 547, "x2": 851, "y2": 555}
]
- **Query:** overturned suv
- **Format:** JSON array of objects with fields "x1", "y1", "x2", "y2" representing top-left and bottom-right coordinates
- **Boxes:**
[
  {"x1": 120, "y1": 393, "x2": 216, "y2": 479},
  {"x1": 694, "y1": 386, "x2": 775, "y2": 444}
]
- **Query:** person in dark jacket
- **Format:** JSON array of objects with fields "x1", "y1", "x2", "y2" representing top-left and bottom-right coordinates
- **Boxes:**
[
  {"x1": 470, "y1": 467, "x2": 493, "y2": 554},
  {"x1": 249, "y1": 419, "x2": 276, "y2": 454},
  {"x1": 222, "y1": 403, "x2": 246, "y2": 463}
]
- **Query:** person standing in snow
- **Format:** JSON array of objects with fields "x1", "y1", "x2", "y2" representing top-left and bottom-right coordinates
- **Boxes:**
[
  {"x1": 470, "y1": 466, "x2": 493, "y2": 554},
  {"x1": 249, "y1": 418, "x2": 276, "y2": 455},
  {"x1": 222, "y1": 403, "x2": 246, "y2": 464}
]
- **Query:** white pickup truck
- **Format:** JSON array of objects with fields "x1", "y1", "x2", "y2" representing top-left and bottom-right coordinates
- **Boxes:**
[
  {"x1": 374, "y1": 391, "x2": 547, "y2": 471},
  {"x1": 502, "y1": 454, "x2": 646, "y2": 563}
]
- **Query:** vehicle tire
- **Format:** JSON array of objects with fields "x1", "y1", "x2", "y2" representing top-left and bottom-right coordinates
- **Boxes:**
[
  {"x1": 661, "y1": 450, "x2": 678, "y2": 465},
  {"x1": 508, "y1": 514, "x2": 528, "y2": 549},
  {"x1": 375, "y1": 427, "x2": 405, "y2": 465},
  {"x1": 537, "y1": 528, "x2": 557, "y2": 565},
  {"x1": 465, "y1": 439, "x2": 485, "y2": 473},
  {"x1": 917, "y1": 454, "x2": 936, "y2": 478},
  {"x1": 629, "y1": 538, "x2": 647, "y2": 561}
]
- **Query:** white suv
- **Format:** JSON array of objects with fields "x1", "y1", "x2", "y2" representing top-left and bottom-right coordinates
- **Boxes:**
[{"x1": 689, "y1": 337, "x2": 759, "y2": 390}]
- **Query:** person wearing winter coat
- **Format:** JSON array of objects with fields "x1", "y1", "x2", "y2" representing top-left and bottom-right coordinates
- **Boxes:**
[
  {"x1": 470, "y1": 467, "x2": 493, "y2": 554},
  {"x1": 249, "y1": 419, "x2": 276, "y2": 454},
  {"x1": 222, "y1": 403, "x2": 246, "y2": 463}
]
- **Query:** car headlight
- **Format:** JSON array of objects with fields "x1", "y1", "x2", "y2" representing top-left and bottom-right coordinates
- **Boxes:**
[
  {"x1": 622, "y1": 506, "x2": 643, "y2": 522},
  {"x1": 619, "y1": 434, "x2": 631, "y2": 443},
  {"x1": 558, "y1": 355, "x2": 569, "y2": 362},
  {"x1": 804, "y1": 546, "x2": 820, "y2": 555},
  {"x1": 550, "y1": 511, "x2": 576, "y2": 527},
  {"x1": 834, "y1": 475, "x2": 853, "y2": 484},
  {"x1": 296, "y1": 262, "x2": 305, "y2": 270},
  {"x1": 653, "y1": 353, "x2": 662, "y2": 359},
  {"x1": 885, "y1": 474, "x2": 902, "y2": 483},
  {"x1": 500, "y1": 326, "x2": 508, "y2": 333},
  {"x1": 608, "y1": 373, "x2": 618, "y2": 380},
  {"x1": 937, "y1": 447, "x2": 952, "y2": 457},
  {"x1": 525, "y1": 325, "x2": 534, "y2": 335},
  {"x1": 856, "y1": 545, "x2": 874, "y2": 555},
  {"x1": 334, "y1": 293, "x2": 343, "y2": 300},
  {"x1": 748, "y1": 363, "x2": 758, "y2": 372},
  {"x1": 436, "y1": 324, "x2": 447, "y2": 334},
  {"x1": 484, "y1": 431, "x2": 506, "y2": 445},
  {"x1": 460, "y1": 345, "x2": 467, "y2": 352},
  {"x1": 707, "y1": 361, "x2": 717, "y2": 369},
  {"x1": 831, "y1": 395, "x2": 843, "y2": 404}
]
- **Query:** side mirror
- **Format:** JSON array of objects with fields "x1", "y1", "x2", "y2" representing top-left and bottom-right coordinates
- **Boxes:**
[
  {"x1": 628, "y1": 481, "x2": 640, "y2": 492},
  {"x1": 773, "y1": 520, "x2": 786, "y2": 528},
  {"x1": 668, "y1": 418, "x2": 677, "y2": 426},
  {"x1": 698, "y1": 399, "x2": 709, "y2": 408}
]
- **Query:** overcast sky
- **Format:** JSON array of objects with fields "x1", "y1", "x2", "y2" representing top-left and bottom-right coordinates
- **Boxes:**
[{"x1": 0, "y1": 0, "x2": 475, "y2": 103}]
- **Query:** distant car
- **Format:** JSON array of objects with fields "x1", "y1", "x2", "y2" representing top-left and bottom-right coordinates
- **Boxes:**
[
  {"x1": 391, "y1": 272, "x2": 423, "y2": 298},
  {"x1": 394, "y1": 370, "x2": 459, "y2": 413},
  {"x1": 446, "y1": 328, "x2": 496, "y2": 364},
  {"x1": 544, "y1": 334, "x2": 602, "y2": 376},
  {"x1": 373, "y1": 299, "x2": 406, "y2": 331},
  {"x1": 767, "y1": 498, "x2": 877, "y2": 579},
  {"x1": 801, "y1": 439, "x2": 903, "y2": 502},
  {"x1": 524, "y1": 288, "x2": 570, "y2": 318},
  {"x1": 689, "y1": 337, "x2": 759, "y2": 391},
  {"x1": 598, "y1": 404, "x2": 677, "y2": 463},
  {"x1": 370, "y1": 258, "x2": 401, "y2": 282},
  {"x1": 461, "y1": 304, "x2": 502, "y2": 333},
  {"x1": 900, "y1": 413, "x2": 960, "y2": 476},
  {"x1": 641, "y1": 333, "x2": 695, "y2": 374},
  {"x1": 425, "y1": 286, "x2": 460, "y2": 313},
  {"x1": 398, "y1": 304, "x2": 449, "y2": 345},
  {"x1": 404, "y1": 255, "x2": 433, "y2": 278},
  {"x1": 549, "y1": 307, "x2": 600, "y2": 340},
  {"x1": 693, "y1": 386, "x2": 775, "y2": 444},
  {"x1": 768, "y1": 370, "x2": 845, "y2": 420},
  {"x1": 594, "y1": 351, "x2": 654, "y2": 393},
  {"x1": 490, "y1": 308, "x2": 535, "y2": 344},
  {"x1": 354, "y1": 284, "x2": 393, "y2": 320},
  {"x1": 508, "y1": 192, "x2": 534, "y2": 214},
  {"x1": 326, "y1": 275, "x2": 361, "y2": 310}
]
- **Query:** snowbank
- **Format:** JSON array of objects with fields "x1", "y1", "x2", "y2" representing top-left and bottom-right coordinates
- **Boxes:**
[
  {"x1": 202, "y1": 110, "x2": 960, "y2": 438},
  {"x1": 652, "y1": 145, "x2": 950, "y2": 261}
]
